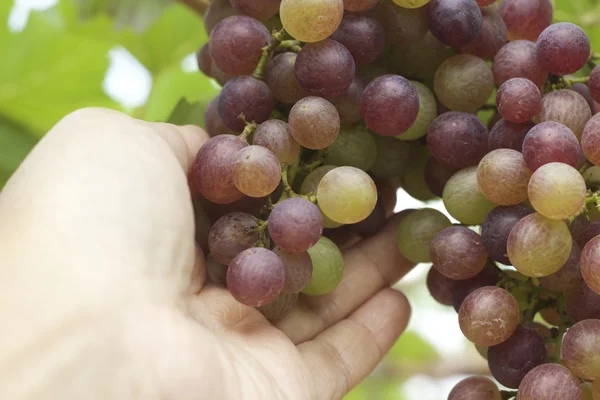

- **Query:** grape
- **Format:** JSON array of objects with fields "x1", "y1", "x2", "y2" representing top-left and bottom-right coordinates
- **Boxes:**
[
  {"x1": 496, "y1": 78, "x2": 541, "y2": 124},
  {"x1": 375, "y1": 0, "x2": 428, "y2": 47},
  {"x1": 536, "y1": 23, "x2": 591, "y2": 76},
  {"x1": 193, "y1": 135, "x2": 248, "y2": 204},
  {"x1": 300, "y1": 166, "x2": 342, "y2": 229},
  {"x1": 209, "y1": 16, "x2": 271, "y2": 76},
  {"x1": 424, "y1": 158, "x2": 458, "y2": 197},
  {"x1": 199, "y1": 195, "x2": 268, "y2": 223},
  {"x1": 327, "y1": 76, "x2": 366, "y2": 125},
  {"x1": 361, "y1": 75, "x2": 420, "y2": 136},
  {"x1": 348, "y1": 201, "x2": 386, "y2": 237},
  {"x1": 303, "y1": 236, "x2": 344, "y2": 296},
  {"x1": 295, "y1": 39, "x2": 356, "y2": 97},
  {"x1": 488, "y1": 325, "x2": 547, "y2": 388},
  {"x1": 230, "y1": 0, "x2": 280, "y2": 20},
  {"x1": 325, "y1": 125, "x2": 377, "y2": 171},
  {"x1": 397, "y1": 81, "x2": 437, "y2": 141},
  {"x1": 571, "y1": 214, "x2": 592, "y2": 246},
  {"x1": 370, "y1": 136, "x2": 419, "y2": 179},
  {"x1": 517, "y1": 363, "x2": 583, "y2": 400},
  {"x1": 427, "y1": 112, "x2": 489, "y2": 170},
  {"x1": 581, "y1": 221, "x2": 600, "y2": 248},
  {"x1": 208, "y1": 212, "x2": 260, "y2": 265},
  {"x1": 218, "y1": 76, "x2": 274, "y2": 132},
  {"x1": 434, "y1": 55, "x2": 494, "y2": 113},
  {"x1": 582, "y1": 236, "x2": 600, "y2": 295},
  {"x1": 460, "y1": 7, "x2": 508, "y2": 61},
  {"x1": 204, "y1": 0, "x2": 238, "y2": 35},
  {"x1": 197, "y1": 44, "x2": 213, "y2": 77},
  {"x1": 459, "y1": 286, "x2": 520, "y2": 346},
  {"x1": 393, "y1": 0, "x2": 431, "y2": 8},
  {"x1": 257, "y1": 292, "x2": 299, "y2": 320},
  {"x1": 452, "y1": 263, "x2": 502, "y2": 311},
  {"x1": 583, "y1": 114, "x2": 600, "y2": 166},
  {"x1": 269, "y1": 198, "x2": 323, "y2": 253},
  {"x1": 204, "y1": 96, "x2": 236, "y2": 137},
  {"x1": 561, "y1": 319, "x2": 600, "y2": 380},
  {"x1": 288, "y1": 97, "x2": 341, "y2": 150},
  {"x1": 280, "y1": 0, "x2": 343, "y2": 43},
  {"x1": 492, "y1": 40, "x2": 549, "y2": 88},
  {"x1": 498, "y1": 0, "x2": 552, "y2": 42},
  {"x1": 590, "y1": 66, "x2": 600, "y2": 103},
  {"x1": 477, "y1": 149, "x2": 532, "y2": 206},
  {"x1": 430, "y1": 227, "x2": 488, "y2": 280},
  {"x1": 443, "y1": 167, "x2": 497, "y2": 225},
  {"x1": 572, "y1": 82, "x2": 598, "y2": 115},
  {"x1": 344, "y1": 0, "x2": 379, "y2": 11},
  {"x1": 206, "y1": 255, "x2": 228, "y2": 285},
  {"x1": 265, "y1": 53, "x2": 307, "y2": 104},
  {"x1": 330, "y1": 14, "x2": 385, "y2": 66},
  {"x1": 489, "y1": 119, "x2": 534, "y2": 152},
  {"x1": 427, "y1": 266, "x2": 456, "y2": 306},
  {"x1": 507, "y1": 213, "x2": 572, "y2": 277},
  {"x1": 391, "y1": 32, "x2": 449, "y2": 80},
  {"x1": 227, "y1": 248, "x2": 285, "y2": 307},
  {"x1": 232, "y1": 146, "x2": 281, "y2": 198},
  {"x1": 537, "y1": 89, "x2": 592, "y2": 140},
  {"x1": 448, "y1": 376, "x2": 502, "y2": 400},
  {"x1": 567, "y1": 281, "x2": 600, "y2": 322},
  {"x1": 317, "y1": 166, "x2": 378, "y2": 224},
  {"x1": 402, "y1": 155, "x2": 437, "y2": 202},
  {"x1": 272, "y1": 248, "x2": 313, "y2": 294},
  {"x1": 539, "y1": 241, "x2": 582, "y2": 292},
  {"x1": 528, "y1": 162, "x2": 586, "y2": 220},
  {"x1": 522, "y1": 121, "x2": 580, "y2": 172},
  {"x1": 427, "y1": 0, "x2": 483, "y2": 48},
  {"x1": 396, "y1": 208, "x2": 452, "y2": 264},
  {"x1": 252, "y1": 120, "x2": 301, "y2": 165},
  {"x1": 476, "y1": 0, "x2": 496, "y2": 5}
]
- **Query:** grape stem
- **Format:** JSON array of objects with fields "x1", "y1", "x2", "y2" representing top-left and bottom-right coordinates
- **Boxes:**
[
  {"x1": 298, "y1": 159, "x2": 324, "y2": 174},
  {"x1": 522, "y1": 281, "x2": 540, "y2": 324},
  {"x1": 278, "y1": 40, "x2": 302, "y2": 53},
  {"x1": 252, "y1": 28, "x2": 288, "y2": 80},
  {"x1": 501, "y1": 390, "x2": 518, "y2": 400},
  {"x1": 564, "y1": 76, "x2": 590, "y2": 86},
  {"x1": 549, "y1": 294, "x2": 569, "y2": 362},
  {"x1": 238, "y1": 115, "x2": 258, "y2": 142},
  {"x1": 280, "y1": 165, "x2": 318, "y2": 204},
  {"x1": 568, "y1": 191, "x2": 600, "y2": 223}
]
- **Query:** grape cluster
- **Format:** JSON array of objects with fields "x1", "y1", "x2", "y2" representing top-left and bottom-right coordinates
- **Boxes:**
[{"x1": 195, "y1": 0, "x2": 600, "y2": 398}]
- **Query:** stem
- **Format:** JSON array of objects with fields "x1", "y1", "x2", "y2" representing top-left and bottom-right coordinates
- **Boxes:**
[
  {"x1": 298, "y1": 159, "x2": 324, "y2": 174},
  {"x1": 523, "y1": 284, "x2": 539, "y2": 324},
  {"x1": 252, "y1": 29, "x2": 288, "y2": 80},
  {"x1": 238, "y1": 116, "x2": 258, "y2": 142},
  {"x1": 280, "y1": 165, "x2": 318, "y2": 204},
  {"x1": 568, "y1": 192, "x2": 600, "y2": 223},
  {"x1": 278, "y1": 40, "x2": 302, "y2": 53},
  {"x1": 549, "y1": 295, "x2": 569, "y2": 362},
  {"x1": 501, "y1": 390, "x2": 518, "y2": 400},
  {"x1": 565, "y1": 76, "x2": 590, "y2": 86}
]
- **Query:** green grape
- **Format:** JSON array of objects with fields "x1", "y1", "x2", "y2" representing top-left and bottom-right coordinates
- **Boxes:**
[
  {"x1": 507, "y1": 213, "x2": 572, "y2": 277},
  {"x1": 396, "y1": 81, "x2": 437, "y2": 141},
  {"x1": 317, "y1": 166, "x2": 378, "y2": 224},
  {"x1": 325, "y1": 125, "x2": 377, "y2": 171},
  {"x1": 390, "y1": 32, "x2": 449, "y2": 80},
  {"x1": 402, "y1": 153, "x2": 437, "y2": 201},
  {"x1": 370, "y1": 136, "x2": 419, "y2": 179},
  {"x1": 434, "y1": 54, "x2": 495, "y2": 112},
  {"x1": 393, "y1": 0, "x2": 431, "y2": 8},
  {"x1": 300, "y1": 165, "x2": 343, "y2": 228},
  {"x1": 476, "y1": 344, "x2": 489, "y2": 360},
  {"x1": 443, "y1": 167, "x2": 497, "y2": 225},
  {"x1": 280, "y1": 0, "x2": 344, "y2": 43},
  {"x1": 396, "y1": 208, "x2": 452, "y2": 263},
  {"x1": 303, "y1": 236, "x2": 344, "y2": 296}
]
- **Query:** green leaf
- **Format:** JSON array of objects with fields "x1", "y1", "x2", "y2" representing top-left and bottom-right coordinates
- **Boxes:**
[
  {"x1": 167, "y1": 98, "x2": 207, "y2": 126},
  {"x1": 384, "y1": 331, "x2": 439, "y2": 364},
  {"x1": 0, "y1": 118, "x2": 38, "y2": 188}
]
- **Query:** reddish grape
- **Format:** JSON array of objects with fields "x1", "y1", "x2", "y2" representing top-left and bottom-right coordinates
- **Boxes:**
[
  {"x1": 590, "y1": 66, "x2": 600, "y2": 103},
  {"x1": 229, "y1": 0, "x2": 281, "y2": 20},
  {"x1": 498, "y1": 0, "x2": 552, "y2": 42},
  {"x1": 197, "y1": 44, "x2": 213, "y2": 77},
  {"x1": 476, "y1": 0, "x2": 496, "y2": 5},
  {"x1": 522, "y1": 121, "x2": 580, "y2": 171},
  {"x1": 424, "y1": 158, "x2": 458, "y2": 197},
  {"x1": 582, "y1": 236, "x2": 600, "y2": 295},
  {"x1": 193, "y1": 135, "x2": 248, "y2": 204},
  {"x1": 227, "y1": 248, "x2": 285, "y2": 307},
  {"x1": 459, "y1": 286, "x2": 520, "y2": 346},
  {"x1": 536, "y1": 22, "x2": 591, "y2": 76},
  {"x1": 288, "y1": 97, "x2": 341, "y2": 150},
  {"x1": 209, "y1": 15, "x2": 271, "y2": 76},
  {"x1": 430, "y1": 226, "x2": 488, "y2": 280},
  {"x1": 295, "y1": 39, "x2": 356, "y2": 97},
  {"x1": 268, "y1": 198, "x2": 324, "y2": 253},
  {"x1": 477, "y1": 149, "x2": 532, "y2": 206},
  {"x1": 492, "y1": 40, "x2": 549, "y2": 88},
  {"x1": 208, "y1": 212, "x2": 260, "y2": 265},
  {"x1": 206, "y1": 255, "x2": 228, "y2": 285},
  {"x1": 204, "y1": 96, "x2": 236, "y2": 137},
  {"x1": 460, "y1": 7, "x2": 508, "y2": 61},
  {"x1": 537, "y1": 89, "x2": 592, "y2": 140},
  {"x1": 265, "y1": 52, "x2": 307, "y2": 104},
  {"x1": 572, "y1": 82, "x2": 598, "y2": 115},
  {"x1": 218, "y1": 76, "x2": 274, "y2": 132},
  {"x1": 375, "y1": 0, "x2": 429, "y2": 47},
  {"x1": 344, "y1": 0, "x2": 379, "y2": 11},
  {"x1": 327, "y1": 76, "x2": 366, "y2": 125},
  {"x1": 427, "y1": 266, "x2": 456, "y2": 306},
  {"x1": 427, "y1": 0, "x2": 483, "y2": 48},
  {"x1": 582, "y1": 114, "x2": 600, "y2": 166},
  {"x1": 539, "y1": 241, "x2": 582, "y2": 292},
  {"x1": 517, "y1": 363, "x2": 582, "y2": 400},
  {"x1": 330, "y1": 14, "x2": 385, "y2": 66},
  {"x1": 567, "y1": 280, "x2": 600, "y2": 323},
  {"x1": 581, "y1": 221, "x2": 600, "y2": 248},
  {"x1": 273, "y1": 247, "x2": 313, "y2": 294},
  {"x1": 252, "y1": 120, "x2": 301, "y2": 165},
  {"x1": 481, "y1": 205, "x2": 533, "y2": 265},
  {"x1": 571, "y1": 214, "x2": 592, "y2": 246},
  {"x1": 232, "y1": 145, "x2": 281, "y2": 198},
  {"x1": 489, "y1": 119, "x2": 534, "y2": 152},
  {"x1": 497, "y1": 78, "x2": 541, "y2": 123},
  {"x1": 427, "y1": 112, "x2": 489, "y2": 170},
  {"x1": 361, "y1": 75, "x2": 420, "y2": 136},
  {"x1": 257, "y1": 292, "x2": 299, "y2": 320},
  {"x1": 204, "y1": 0, "x2": 238, "y2": 35},
  {"x1": 562, "y1": 319, "x2": 600, "y2": 380},
  {"x1": 452, "y1": 263, "x2": 502, "y2": 311},
  {"x1": 448, "y1": 376, "x2": 502, "y2": 400}
]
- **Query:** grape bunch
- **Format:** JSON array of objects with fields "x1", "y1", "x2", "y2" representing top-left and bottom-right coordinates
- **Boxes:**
[{"x1": 194, "y1": 0, "x2": 600, "y2": 398}]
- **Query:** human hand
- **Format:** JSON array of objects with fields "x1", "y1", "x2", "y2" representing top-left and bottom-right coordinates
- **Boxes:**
[{"x1": 0, "y1": 108, "x2": 413, "y2": 400}]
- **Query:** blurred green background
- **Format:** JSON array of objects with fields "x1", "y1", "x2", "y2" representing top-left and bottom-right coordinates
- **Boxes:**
[{"x1": 1, "y1": 0, "x2": 599, "y2": 398}]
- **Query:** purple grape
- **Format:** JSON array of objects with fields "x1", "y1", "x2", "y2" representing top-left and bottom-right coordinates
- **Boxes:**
[
  {"x1": 204, "y1": 0, "x2": 239, "y2": 35},
  {"x1": 360, "y1": 75, "x2": 420, "y2": 136},
  {"x1": 452, "y1": 263, "x2": 502, "y2": 311},
  {"x1": 562, "y1": 319, "x2": 600, "y2": 380},
  {"x1": 567, "y1": 280, "x2": 600, "y2": 322},
  {"x1": 496, "y1": 78, "x2": 541, "y2": 123},
  {"x1": 536, "y1": 22, "x2": 591, "y2": 76},
  {"x1": 295, "y1": 39, "x2": 356, "y2": 97},
  {"x1": 460, "y1": 7, "x2": 508, "y2": 61},
  {"x1": 218, "y1": 76, "x2": 274, "y2": 132},
  {"x1": 427, "y1": 0, "x2": 483, "y2": 48},
  {"x1": 448, "y1": 376, "x2": 501, "y2": 400},
  {"x1": 208, "y1": 212, "x2": 260, "y2": 265},
  {"x1": 522, "y1": 121, "x2": 580, "y2": 171},
  {"x1": 489, "y1": 119, "x2": 534, "y2": 152},
  {"x1": 430, "y1": 226, "x2": 488, "y2": 280},
  {"x1": 582, "y1": 236, "x2": 600, "y2": 295},
  {"x1": 582, "y1": 114, "x2": 600, "y2": 166},
  {"x1": 229, "y1": 0, "x2": 281, "y2": 20},
  {"x1": 539, "y1": 240, "x2": 582, "y2": 292},
  {"x1": 206, "y1": 255, "x2": 228, "y2": 285},
  {"x1": 492, "y1": 40, "x2": 549, "y2": 88},
  {"x1": 204, "y1": 96, "x2": 236, "y2": 137},
  {"x1": 268, "y1": 198, "x2": 324, "y2": 253},
  {"x1": 571, "y1": 83, "x2": 597, "y2": 114},
  {"x1": 481, "y1": 204, "x2": 534, "y2": 265},
  {"x1": 344, "y1": 0, "x2": 379, "y2": 12},
  {"x1": 427, "y1": 265, "x2": 456, "y2": 306},
  {"x1": 570, "y1": 214, "x2": 591, "y2": 246},
  {"x1": 288, "y1": 97, "x2": 341, "y2": 150},
  {"x1": 197, "y1": 44, "x2": 213, "y2": 77},
  {"x1": 265, "y1": 52, "x2": 308, "y2": 104},
  {"x1": 424, "y1": 157, "x2": 458, "y2": 197},
  {"x1": 209, "y1": 15, "x2": 271, "y2": 76},
  {"x1": 537, "y1": 89, "x2": 592, "y2": 139},
  {"x1": 273, "y1": 247, "x2": 313, "y2": 294},
  {"x1": 327, "y1": 75, "x2": 366, "y2": 125},
  {"x1": 226, "y1": 247, "x2": 285, "y2": 307},
  {"x1": 498, "y1": 0, "x2": 552, "y2": 42},
  {"x1": 427, "y1": 112, "x2": 489, "y2": 170},
  {"x1": 330, "y1": 14, "x2": 385, "y2": 66},
  {"x1": 348, "y1": 201, "x2": 386, "y2": 238},
  {"x1": 257, "y1": 292, "x2": 299, "y2": 320},
  {"x1": 578, "y1": 220, "x2": 600, "y2": 247},
  {"x1": 590, "y1": 66, "x2": 600, "y2": 103},
  {"x1": 375, "y1": 0, "x2": 429, "y2": 47},
  {"x1": 252, "y1": 120, "x2": 301, "y2": 165},
  {"x1": 517, "y1": 363, "x2": 582, "y2": 400},
  {"x1": 487, "y1": 325, "x2": 548, "y2": 388},
  {"x1": 193, "y1": 135, "x2": 248, "y2": 204}
]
